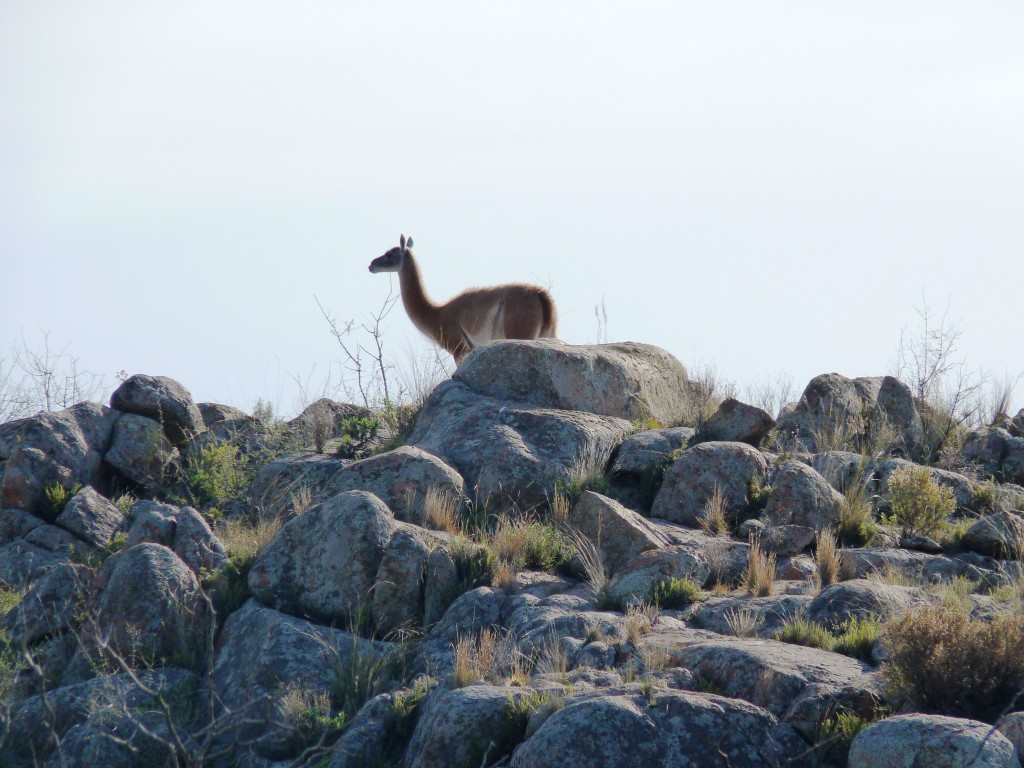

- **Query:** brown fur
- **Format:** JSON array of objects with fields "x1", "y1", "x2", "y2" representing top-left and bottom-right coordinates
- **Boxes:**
[{"x1": 370, "y1": 241, "x2": 558, "y2": 364}]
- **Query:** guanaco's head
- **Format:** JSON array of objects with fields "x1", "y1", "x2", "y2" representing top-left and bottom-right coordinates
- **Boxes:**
[{"x1": 368, "y1": 234, "x2": 413, "y2": 273}]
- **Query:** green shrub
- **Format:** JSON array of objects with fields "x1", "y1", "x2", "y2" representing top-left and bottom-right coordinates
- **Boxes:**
[
  {"x1": 336, "y1": 415, "x2": 382, "y2": 459},
  {"x1": 883, "y1": 604, "x2": 1024, "y2": 722},
  {"x1": 186, "y1": 444, "x2": 248, "y2": 508},
  {"x1": 651, "y1": 577, "x2": 702, "y2": 609},
  {"x1": 882, "y1": 466, "x2": 955, "y2": 539}
]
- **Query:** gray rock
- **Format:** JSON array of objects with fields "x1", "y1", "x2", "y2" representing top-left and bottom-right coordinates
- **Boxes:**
[
  {"x1": 64, "y1": 543, "x2": 210, "y2": 683},
  {"x1": 0, "y1": 402, "x2": 118, "y2": 515},
  {"x1": 1, "y1": 668, "x2": 198, "y2": 763},
  {"x1": 410, "y1": 380, "x2": 632, "y2": 509},
  {"x1": 124, "y1": 501, "x2": 227, "y2": 577},
  {"x1": 695, "y1": 398, "x2": 776, "y2": 447},
  {"x1": 248, "y1": 490, "x2": 397, "y2": 625},
  {"x1": 1004, "y1": 437, "x2": 1024, "y2": 486},
  {"x1": 607, "y1": 545, "x2": 709, "y2": 604},
  {"x1": 423, "y1": 546, "x2": 459, "y2": 627},
  {"x1": 760, "y1": 525, "x2": 816, "y2": 556},
  {"x1": 996, "y1": 712, "x2": 1024, "y2": 767},
  {"x1": 0, "y1": 446, "x2": 75, "y2": 518},
  {"x1": 406, "y1": 685, "x2": 534, "y2": 768},
  {"x1": 849, "y1": 713, "x2": 1018, "y2": 768},
  {"x1": 46, "y1": 706, "x2": 197, "y2": 768},
  {"x1": 103, "y1": 413, "x2": 177, "y2": 490},
  {"x1": 287, "y1": 398, "x2": 375, "y2": 449},
  {"x1": 962, "y1": 426, "x2": 1011, "y2": 478},
  {"x1": 569, "y1": 491, "x2": 669, "y2": 574},
  {"x1": 454, "y1": 339, "x2": 694, "y2": 425},
  {"x1": 249, "y1": 451, "x2": 349, "y2": 520},
  {"x1": 372, "y1": 527, "x2": 431, "y2": 635},
  {"x1": 611, "y1": 427, "x2": 694, "y2": 476},
  {"x1": 324, "y1": 445, "x2": 465, "y2": 526},
  {"x1": 0, "y1": 561, "x2": 89, "y2": 646},
  {"x1": 211, "y1": 600, "x2": 394, "y2": 760},
  {"x1": 0, "y1": 509, "x2": 77, "y2": 587},
  {"x1": 764, "y1": 460, "x2": 845, "y2": 532},
  {"x1": 690, "y1": 594, "x2": 812, "y2": 638},
  {"x1": 510, "y1": 689, "x2": 810, "y2": 768},
  {"x1": 777, "y1": 373, "x2": 925, "y2": 458},
  {"x1": 645, "y1": 628, "x2": 873, "y2": 720},
  {"x1": 110, "y1": 374, "x2": 204, "y2": 446},
  {"x1": 805, "y1": 579, "x2": 924, "y2": 629},
  {"x1": 962, "y1": 511, "x2": 1024, "y2": 559},
  {"x1": 55, "y1": 485, "x2": 124, "y2": 548},
  {"x1": 651, "y1": 441, "x2": 770, "y2": 527}
]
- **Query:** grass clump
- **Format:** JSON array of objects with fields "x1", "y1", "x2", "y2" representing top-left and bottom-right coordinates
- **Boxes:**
[
  {"x1": 882, "y1": 465, "x2": 955, "y2": 539},
  {"x1": 724, "y1": 606, "x2": 764, "y2": 638},
  {"x1": 555, "y1": 459, "x2": 610, "y2": 506},
  {"x1": 814, "y1": 528, "x2": 842, "y2": 589},
  {"x1": 698, "y1": 486, "x2": 731, "y2": 537},
  {"x1": 490, "y1": 517, "x2": 573, "y2": 572},
  {"x1": 835, "y1": 468, "x2": 878, "y2": 547},
  {"x1": 883, "y1": 603, "x2": 1024, "y2": 722},
  {"x1": 453, "y1": 627, "x2": 527, "y2": 688},
  {"x1": 776, "y1": 615, "x2": 880, "y2": 662},
  {"x1": 744, "y1": 535, "x2": 776, "y2": 597},
  {"x1": 651, "y1": 577, "x2": 702, "y2": 609}
]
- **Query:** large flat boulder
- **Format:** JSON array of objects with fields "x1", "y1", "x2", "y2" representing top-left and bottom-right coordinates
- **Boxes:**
[{"x1": 454, "y1": 340, "x2": 692, "y2": 425}]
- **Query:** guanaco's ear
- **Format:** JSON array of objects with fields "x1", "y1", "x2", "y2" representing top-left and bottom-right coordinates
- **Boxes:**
[
  {"x1": 399, "y1": 234, "x2": 406, "y2": 250},
  {"x1": 406, "y1": 236, "x2": 414, "y2": 249}
]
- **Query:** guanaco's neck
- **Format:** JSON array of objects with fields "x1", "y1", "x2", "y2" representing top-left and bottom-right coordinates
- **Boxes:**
[{"x1": 398, "y1": 252, "x2": 441, "y2": 335}]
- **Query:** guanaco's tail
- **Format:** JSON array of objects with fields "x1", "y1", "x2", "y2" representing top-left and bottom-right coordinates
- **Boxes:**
[{"x1": 538, "y1": 290, "x2": 558, "y2": 339}]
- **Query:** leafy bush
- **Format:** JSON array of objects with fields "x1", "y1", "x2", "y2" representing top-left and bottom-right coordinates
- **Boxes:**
[
  {"x1": 43, "y1": 482, "x2": 80, "y2": 521},
  {"x1": 883, "y1": 604, "x2": 1024, "y2": 722},
  {"x1": 882, "y1": 465, "x2": 955, "y2": 539},
  {"x1": 186, "y1": 444, "x2": 248, "y2": 509},
  {"x1": 336, "y1": 415, "x2": 381, "y2": 459}
]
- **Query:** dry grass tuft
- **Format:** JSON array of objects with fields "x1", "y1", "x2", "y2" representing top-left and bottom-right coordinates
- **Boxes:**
[
  {"x1": 744, "y1": 535, "x2": 776, "y2": 597},
  {"x1": 624, "y1": 602, "x2": 659, "y2": 644},
  {"x1": 423, "y1": 486, "x2": 461, "y2": 534},
  {"x1": 452, "y1": 627, "x2": 527, "y2": 688},
  {"x1": 218, "y1": 516, "x2": 282, "y2": 564},
  {"x1": 698, "y1": 485, "x2": 731, "y2": 538},
  {"x1": 724, "y1": 606, "x2": 764, "y2": 638},
  {"x1": 814, "y1": 528, "x2": 842, "y2": 590}
]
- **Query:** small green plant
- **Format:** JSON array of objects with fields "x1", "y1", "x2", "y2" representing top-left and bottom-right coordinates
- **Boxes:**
[
  {"x1": 113, "y1": 491, "x2": 136, "y2": 517},
  {"x1": 832, "y1": 616, "x2": 882, "y2": 662},
  {"x1": 971, "y1": 479, "x2": 998, "y2": 513},
  {"x1": 650, "y1": 577, "x2": 702, "y2": 609},
  {"x1": 882, "y1": 465, "x2": 956, "y2": 539},
  {"x1": 815, "y1": 708, "x2": 882, "y2": 761},
  {"x1": 745, "y1": 476, "x2": 772, "y2": 512},
  {"x1": 43, "y1": 482, "x2": 81, "y2": 520},
  {"x1": 336, "y1": 415, "x2": 382, "y2": 459}
]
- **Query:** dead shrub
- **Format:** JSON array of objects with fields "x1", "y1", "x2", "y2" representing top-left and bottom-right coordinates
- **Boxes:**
[{"x1": 883, "y1": 604, "x2": 1024, "y2": 722}]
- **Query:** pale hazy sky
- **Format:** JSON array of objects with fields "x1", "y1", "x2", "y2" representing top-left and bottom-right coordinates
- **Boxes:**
[{"x1": 2, "y1": 3, "x2": 1022, "y2": 417}]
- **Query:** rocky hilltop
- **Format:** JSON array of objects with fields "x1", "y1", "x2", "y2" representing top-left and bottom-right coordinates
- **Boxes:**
[{"x1": 1, "y1": 339, "x2": 1024, "y2": 767}]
